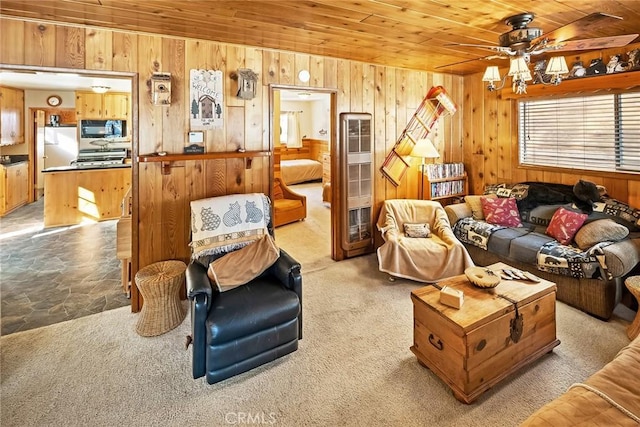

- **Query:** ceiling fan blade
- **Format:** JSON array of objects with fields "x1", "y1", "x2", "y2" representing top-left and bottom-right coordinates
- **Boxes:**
[
  {"x1": 533, "y1": 12, "x2": 623, "y2": 45},
  {"x1": 444, "y1": 43, "x2": 514, "y2": 54},
  {"x1": 435, "y1": 54, "x2": 508, "y2": 70},
  {"x1": 551, "y1": 34, "x2": 639, "y2": 52}
]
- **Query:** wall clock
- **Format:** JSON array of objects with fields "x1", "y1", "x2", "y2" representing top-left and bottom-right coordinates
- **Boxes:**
[{"x1": 46, "y1": 95, "x2": 62, "y2": 107}]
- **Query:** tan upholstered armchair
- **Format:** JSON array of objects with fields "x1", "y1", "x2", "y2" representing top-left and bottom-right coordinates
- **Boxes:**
[
  {"x1": 377, "y1": 199, "x2": 474, "y2": 282},
  {"x1": 273, "y1": 177, "x2": 307, "y2": 227}
]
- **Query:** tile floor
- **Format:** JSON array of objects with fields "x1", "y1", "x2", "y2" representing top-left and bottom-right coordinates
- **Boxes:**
[{"x1": 0, "y1": 199, "x2": 129, "y2": 335}]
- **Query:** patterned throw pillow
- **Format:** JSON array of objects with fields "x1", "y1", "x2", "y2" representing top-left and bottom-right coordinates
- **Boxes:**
[
  {"x1": 465, "y1": 194, "x2": 496, "y2": 220},
  {"x1": 404, "y1": 223, "x2": 431, "y2": 238},
  {"x1": 546, "y1": 207, "x2": 588, "y2": 245},
  {"x1": 483, "y1": 183, "x2": 506, "y2": 195},
  {"x1": 481, "y1": 196, "x2": 523, "y2": 227}
]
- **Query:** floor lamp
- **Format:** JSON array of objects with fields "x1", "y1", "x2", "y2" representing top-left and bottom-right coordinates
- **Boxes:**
[{"x1": 410, "y1": 138, "x2": 440, "y2": 199}]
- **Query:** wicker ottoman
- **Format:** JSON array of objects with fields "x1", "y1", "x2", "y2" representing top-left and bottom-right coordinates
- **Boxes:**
[{"x1": 135, "y1": 260, "x2": 187, "y2": 337}]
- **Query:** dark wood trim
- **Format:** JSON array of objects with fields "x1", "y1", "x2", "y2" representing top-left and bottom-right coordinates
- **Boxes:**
[{"x1": 503, "y1": 70, "x2": 640, "y2": 99}]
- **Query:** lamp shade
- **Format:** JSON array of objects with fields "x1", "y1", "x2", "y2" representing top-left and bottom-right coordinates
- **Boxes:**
[
  {"x1": 482, "y1": 66, "x2": 501, "y2": 82},
  {"x1": 520, "y1": 69, "x2": 533, "y2": 81},
  {"x1": 410, "y1": 138, "x2": 440, "y2": 159},
  {"x1": 545, "y1": 56, "x2": 569, "y2": 75},
  {"x1": 508, "y1": 57, "x2": 529, "y2": 76}
]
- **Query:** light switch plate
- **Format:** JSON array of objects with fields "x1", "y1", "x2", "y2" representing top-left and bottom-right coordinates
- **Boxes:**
[{"x1": 188, "y1": 131, "x2": 204, "y2": 144}]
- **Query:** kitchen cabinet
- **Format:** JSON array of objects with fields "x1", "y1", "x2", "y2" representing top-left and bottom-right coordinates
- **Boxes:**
[
  {"x1": 1, "y1": 162, "x2": 29, "y2": 216},
  {"x1": 76, "y1": 91, "x2": 129, "y2": 120},
  {"x1": 0, "y1": 86, "x2": 25, "y2": 145},
  {"x1": 103, "y1": 93, "x2": 129, "y2": 119}
]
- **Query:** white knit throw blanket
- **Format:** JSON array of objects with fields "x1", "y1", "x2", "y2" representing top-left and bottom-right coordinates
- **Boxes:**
[{"x1": 189, "y1": 193, "x2": 271, "y2": 259}]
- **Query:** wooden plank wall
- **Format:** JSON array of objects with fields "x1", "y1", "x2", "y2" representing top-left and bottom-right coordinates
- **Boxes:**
[
  {"x1": 308, "y1": 139, "x2": 329, "y2": 162},
  {"x1": 276, "y1": 138, "x2": 329, "y2": 162},
  {"x1": 0, "y1": 17, "x2": 465, "y2": 310},
  {"x1": 277, "y1": 138, "x2": 314, "y2": 161},
  {"x1": 463, "y1": 41, "x2": 640, "y2": 206}
]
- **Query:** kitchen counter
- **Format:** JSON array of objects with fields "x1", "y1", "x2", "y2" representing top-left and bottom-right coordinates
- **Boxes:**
[
  {"x1": 1, "y1": 160, "x2": 28, "y2": 167},
  {"x1": 42, "y1": 164, "x2": 131, "y2": 173},
  {"x1": 43, "y1": 166, "x2": 131, "y2": 227},
  {"x1": 0, "y1": 154, "x2": 29, "y2": 166}
]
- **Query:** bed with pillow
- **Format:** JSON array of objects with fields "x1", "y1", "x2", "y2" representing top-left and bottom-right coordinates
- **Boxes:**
[
  {"x1": 281, "y1": 159, "x2": 323, "y2": 185},
  {"x1": 444, "y1": 181, "x2": 640, "y2": 320}
]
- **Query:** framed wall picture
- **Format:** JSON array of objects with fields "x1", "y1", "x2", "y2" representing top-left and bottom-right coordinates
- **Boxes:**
[{"x1": 190, "y1": 69, "x2": 224, "y2": 130}]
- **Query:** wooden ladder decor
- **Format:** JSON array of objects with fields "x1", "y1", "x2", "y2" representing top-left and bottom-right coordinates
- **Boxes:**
[{"x1": 380, "y1": 86, "x2": 457, "y2": 186}]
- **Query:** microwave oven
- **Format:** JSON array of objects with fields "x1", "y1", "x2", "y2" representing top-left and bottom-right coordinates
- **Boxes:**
[{"x1": 79, "y1": 119, "x2": 129, "y2": 149}]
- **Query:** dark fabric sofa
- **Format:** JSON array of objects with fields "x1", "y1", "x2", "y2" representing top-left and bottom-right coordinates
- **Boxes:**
[{"x1": 444, "y1": 183, "x2": 640, "y2": 319}]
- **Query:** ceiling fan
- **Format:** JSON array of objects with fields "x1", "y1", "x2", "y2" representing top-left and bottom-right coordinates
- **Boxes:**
[{"x1": 442, "y1": 12, "x2": 638, "y2": 65}]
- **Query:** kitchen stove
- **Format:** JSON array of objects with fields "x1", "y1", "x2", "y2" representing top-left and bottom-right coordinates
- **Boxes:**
[{"x1": 72, "y1": 148, "x2": 128, "y2": 168}]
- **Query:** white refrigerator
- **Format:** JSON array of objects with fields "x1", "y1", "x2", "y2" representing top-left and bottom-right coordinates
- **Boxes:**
[{"x1": 44, "y1": 126, "x2": 78, "y2": 169}]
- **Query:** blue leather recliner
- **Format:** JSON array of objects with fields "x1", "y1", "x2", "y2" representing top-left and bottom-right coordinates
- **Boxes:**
[{"x1": 186, "y1": 194, "x2": 302, "y2": 384}]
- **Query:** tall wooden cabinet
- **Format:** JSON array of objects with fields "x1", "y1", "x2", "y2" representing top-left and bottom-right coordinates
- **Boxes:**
[
  {"x1": 76, "y1": 91, "x2": 130, "y2": 120},
  {"x1": 0, "y1": 86, "x2": 25, "y2": 145},
  {"x1": 339, "y1": 113, "x2": 373, "y2": 257}
]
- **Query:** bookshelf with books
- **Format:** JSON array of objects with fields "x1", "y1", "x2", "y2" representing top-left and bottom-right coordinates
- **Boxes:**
[{"x1": 421, "y1": 163, "x2": 467, "y2": 202}]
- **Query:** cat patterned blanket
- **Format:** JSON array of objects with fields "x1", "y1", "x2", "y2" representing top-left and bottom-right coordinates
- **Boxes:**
[{"x1": 189, "y1": 193, "x2": 271, "y2": 259}]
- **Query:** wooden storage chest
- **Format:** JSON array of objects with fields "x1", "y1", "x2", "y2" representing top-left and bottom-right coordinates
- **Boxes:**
[{"x1": 410, "y1": 262, "x2": 560, "y2": 403}]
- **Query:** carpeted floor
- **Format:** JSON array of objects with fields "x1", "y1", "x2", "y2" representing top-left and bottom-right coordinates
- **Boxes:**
[{"x1": 1, "y1": 252, "x2": 632, "y2": 427}]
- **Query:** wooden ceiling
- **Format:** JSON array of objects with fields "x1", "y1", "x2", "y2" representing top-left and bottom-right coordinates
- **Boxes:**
[{"x1": 1, "y1": 0, "x2": 639, "y2": 75}]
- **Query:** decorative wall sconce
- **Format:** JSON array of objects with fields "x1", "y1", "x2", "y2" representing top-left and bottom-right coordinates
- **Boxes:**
[
  {"x1": 151, "y1": 72, "x2": 172, "y2": 105},
  {"x1": 235, "y1": 68, "x2": 258, "y2": 100}
]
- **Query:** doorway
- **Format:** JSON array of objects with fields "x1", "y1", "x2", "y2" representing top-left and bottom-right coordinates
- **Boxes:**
[
  {"x1": 270, "y1": 86, "x2": 339, "y2": 266},
  {"x1": 0, "y1": 65, "x2": 137, "y2": 334}
]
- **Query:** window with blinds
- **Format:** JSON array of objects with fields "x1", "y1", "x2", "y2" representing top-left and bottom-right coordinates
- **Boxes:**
[{"x1": 518, "y1": 92, "x2": 640, "y2": 172}]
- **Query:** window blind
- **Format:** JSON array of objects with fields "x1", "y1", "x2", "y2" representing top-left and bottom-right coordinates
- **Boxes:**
[{"x1": 519, "y1": 92, "x2": 640, "y2": 173}]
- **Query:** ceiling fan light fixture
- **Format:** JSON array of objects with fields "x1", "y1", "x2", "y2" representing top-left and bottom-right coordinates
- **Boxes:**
[
  {"x1": 482, "y1": 66, "x2": 501, "y2": 82},
  {"x1": 545, "y1": 56, "x2": 569, "y2": 75},
  {"x1": 91, "y1": 85, "x2": 110, "y2": 94},
  {"x1": 540, "y1": 56, "x2": 570, "y2": 86},
  {"x1": 508, "y1": 57, "x2": 529, "y2": 76},
  {"x1": 482, "y1": 66, "x2": 503, "y2": 91}
]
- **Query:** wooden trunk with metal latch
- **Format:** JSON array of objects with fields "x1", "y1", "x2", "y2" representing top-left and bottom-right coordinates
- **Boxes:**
[{"x1": 410, "y1": 262, "x2": 560, "y2": 404}]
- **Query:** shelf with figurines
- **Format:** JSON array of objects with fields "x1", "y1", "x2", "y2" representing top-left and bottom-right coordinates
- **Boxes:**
[{"x1": 504, "y1": 47, "x2": 640, "y2": 99}]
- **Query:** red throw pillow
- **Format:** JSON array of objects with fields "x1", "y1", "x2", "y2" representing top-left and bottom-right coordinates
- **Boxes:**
[
  {"x1": 480, "y1": 196, "x2": 522, "y2": 227},
  {"x1": 546, "y1": 207, "x2": 588, "y2": 245}
]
